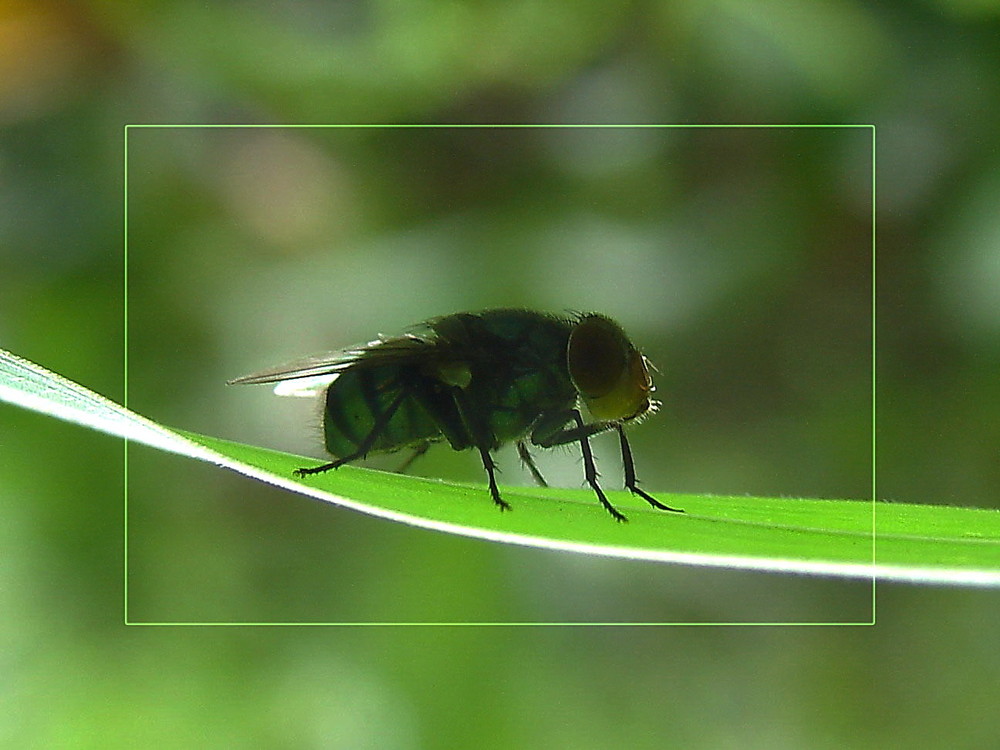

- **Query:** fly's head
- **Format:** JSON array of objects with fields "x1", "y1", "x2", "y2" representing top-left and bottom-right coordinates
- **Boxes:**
[{"x1": 567, "y1": 314, "x2": 657, "y2": 423}]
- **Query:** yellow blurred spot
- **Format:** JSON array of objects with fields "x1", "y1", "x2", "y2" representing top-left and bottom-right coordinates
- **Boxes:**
[{"x1": 0, "y1": 1, "x2": 94, "y2": 121}]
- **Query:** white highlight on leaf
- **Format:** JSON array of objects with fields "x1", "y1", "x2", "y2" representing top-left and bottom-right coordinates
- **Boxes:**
[{"x1": 2, "y1": 345, "x2": 998, "y2": 589}]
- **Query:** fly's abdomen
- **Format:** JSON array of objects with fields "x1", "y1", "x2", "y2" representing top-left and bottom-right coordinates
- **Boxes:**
[{"x1": 323, "y1": 366, "x2": 443, "y2": 458}]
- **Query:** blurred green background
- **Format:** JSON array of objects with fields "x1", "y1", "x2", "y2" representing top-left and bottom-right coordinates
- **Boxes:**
[{"x1": 3, "y1": 1, "x2": 999, "y2": 748}]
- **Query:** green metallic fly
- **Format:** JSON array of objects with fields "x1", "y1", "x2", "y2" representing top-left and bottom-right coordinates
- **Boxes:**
[{"x1": 228, "y1": 309, "x2": 681, "y2": 522}]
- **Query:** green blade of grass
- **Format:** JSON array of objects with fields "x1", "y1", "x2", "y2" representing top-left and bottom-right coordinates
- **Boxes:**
[{"x1": 3, "y1": 347, "x2": 999, "y2": 586}]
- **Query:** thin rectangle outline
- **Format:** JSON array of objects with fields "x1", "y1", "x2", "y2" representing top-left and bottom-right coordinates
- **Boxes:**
[{"x1": 123, "y1": 123, "x2": 877, "y2": 626}]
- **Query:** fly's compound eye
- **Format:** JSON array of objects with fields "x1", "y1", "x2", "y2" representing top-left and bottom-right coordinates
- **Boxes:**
[
  {"x1": 567, "y1": 315, "x2": 652, "y2": 421},
  {"x1": 567, "y1": 316, "x2": 625, "y2": 397}
]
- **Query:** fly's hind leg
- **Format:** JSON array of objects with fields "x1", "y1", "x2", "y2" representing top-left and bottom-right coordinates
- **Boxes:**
[
  {"x1": 396, "y1": 441, "x2": 431, "y2": 474},
  {"x1": 295, "y1": 457, "x2": 350, "y2": 477},
  {"x1": 294, "y1": 390, "x2": 407, "y2": 478},
  {"x1": 516, "y1": 441, "x2": 548, "y2": 487}
]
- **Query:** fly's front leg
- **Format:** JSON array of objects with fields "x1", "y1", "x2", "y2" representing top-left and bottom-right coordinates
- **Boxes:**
[
  {"x1": 617, "y1": 425, "x2": 683, "y2": 513},
  {"x1": 530, "y1": 410, "x2": 617, "y2": 449},
  {"x1": 532, "y1": 409, "x2": 627, "y2": 522}
]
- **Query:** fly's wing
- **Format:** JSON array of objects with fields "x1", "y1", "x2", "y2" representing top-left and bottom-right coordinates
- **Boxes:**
[{"x1": 227, "y1": 332, "x2": 438, "y2": 398}]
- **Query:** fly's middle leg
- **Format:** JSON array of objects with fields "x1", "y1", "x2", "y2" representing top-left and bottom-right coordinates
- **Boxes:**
[
  {"x1": 450, "y1": 388, "x2": 512, "y2": 512},
  {"x1": 516, "y1": 441, "x2": 548, "y2": 487},
  {"x1": 478, "y1": 447, "x2": 511, "y2": 512}
]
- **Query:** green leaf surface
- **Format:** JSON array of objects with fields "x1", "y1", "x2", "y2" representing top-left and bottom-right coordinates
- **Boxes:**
[{"x1": 3, "y1": 347, "x2": 999, "y2": 586}]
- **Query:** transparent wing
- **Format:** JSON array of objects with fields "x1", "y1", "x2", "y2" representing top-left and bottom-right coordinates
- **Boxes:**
[{"x1": 227, "y1": 333, "x2": 438, "y2": 397}]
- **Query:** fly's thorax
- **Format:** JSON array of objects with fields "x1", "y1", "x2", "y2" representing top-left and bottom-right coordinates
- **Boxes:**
[
  {"x1": 567, "y1": 314, "x2": 654, "y2": 422},
  {"x1": 431, "y1": 310, "x2": 579, "y2": 445}
]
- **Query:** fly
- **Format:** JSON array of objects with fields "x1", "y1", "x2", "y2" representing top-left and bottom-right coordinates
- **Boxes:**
[{"x1": 228, "y1": 309, "x2": 682, "y2": 522}]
